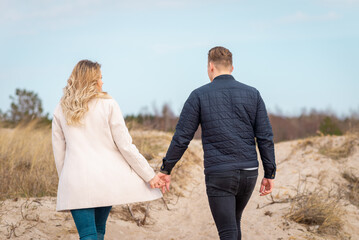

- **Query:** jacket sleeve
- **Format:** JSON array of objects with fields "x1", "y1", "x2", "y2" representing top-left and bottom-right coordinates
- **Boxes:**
[
  {"x1": 254, "y1": 91, "x2": 276, "y2": 179},
  {"x1": 52, "y1": 113, "x2": 66, "y2": 178},
  {"x1": 109, "y1": 100, "x2": 155, "y2": 182},
  {"x1": 160, "y1": 91, "x2": 200, "y2": 174}
]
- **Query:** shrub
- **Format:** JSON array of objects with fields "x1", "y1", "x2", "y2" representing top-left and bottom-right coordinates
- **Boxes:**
[
  {"x1": 319, "y1": 137, "x2": 356, "y2": 160},
  {"x1": 319, "y1": 117, "x2": 342, "y2": 136},
  {"x1": 342, "y1": 171, "x2": 359, "y2": 207},
  {"x1": 286, "y1": 186, "x2": 344, "y2": 236}
]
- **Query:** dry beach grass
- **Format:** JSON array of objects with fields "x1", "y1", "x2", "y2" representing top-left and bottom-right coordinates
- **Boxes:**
[{"x1": 0, "y1": 122, "x2": 57, "y2": 200}]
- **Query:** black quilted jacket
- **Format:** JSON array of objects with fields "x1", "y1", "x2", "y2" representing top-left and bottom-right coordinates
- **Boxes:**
[{"x1": 160, "y1": 74, "x2": 276, "y2": 179}]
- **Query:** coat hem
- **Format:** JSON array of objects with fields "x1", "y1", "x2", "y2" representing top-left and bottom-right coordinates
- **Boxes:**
[{"x1": 55, "y1": 194, "x2": 163, "y2": 212}]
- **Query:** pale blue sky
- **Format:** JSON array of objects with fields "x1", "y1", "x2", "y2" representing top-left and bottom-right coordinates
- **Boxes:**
[{"x1": 1, "y1": 0, "x2": 358, "y2": 117}]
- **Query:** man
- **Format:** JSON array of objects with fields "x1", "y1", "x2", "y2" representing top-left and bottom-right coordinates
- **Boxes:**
[{"x1": 153, "y1": 46, "x2": 276, "y2": 240}]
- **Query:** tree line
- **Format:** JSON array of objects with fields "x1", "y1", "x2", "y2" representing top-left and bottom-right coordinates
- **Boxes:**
[
  {"x1": 125, "y1": 107, "x2": 359, "y2": 143},
  {"x1": 1, "y1": 89, "x2": 358, "y2": 142}
]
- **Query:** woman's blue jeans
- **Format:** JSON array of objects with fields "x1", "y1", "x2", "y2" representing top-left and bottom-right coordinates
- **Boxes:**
[
  {"x1": 205, "y1": 168, "x2": 258, "y2": 240},
  {"x1": 70, "y1": 206, "x2": 112, "y2": 240}
]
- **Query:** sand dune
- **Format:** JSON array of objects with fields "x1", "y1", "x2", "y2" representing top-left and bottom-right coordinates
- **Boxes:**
[{"x1": 0, "y1": 131, "x2": 358, "y2": 239}]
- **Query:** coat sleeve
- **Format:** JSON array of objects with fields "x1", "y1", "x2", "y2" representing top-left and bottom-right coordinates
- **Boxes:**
[
  {"x1": 160, "y1": 90, "x2": 201, "y2": 174},
  {"x1": 254, "y1": 91, "x2": 276, "y2": 179},
  {"x1": 52, "y1": 112, "x2": 66, "y2": 178},
  {"x1": 109, "y1": 100, "x2": 155, "y2": 182}
]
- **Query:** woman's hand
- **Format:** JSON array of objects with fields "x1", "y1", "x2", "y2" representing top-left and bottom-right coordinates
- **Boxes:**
[{"x1": 149, "y1": 175, "x2": 165, "y2": 190}]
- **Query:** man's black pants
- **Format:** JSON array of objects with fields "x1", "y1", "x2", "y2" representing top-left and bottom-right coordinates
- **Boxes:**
[{"x1": 205, "y1": 168, "x2": 258, "y2": 240}]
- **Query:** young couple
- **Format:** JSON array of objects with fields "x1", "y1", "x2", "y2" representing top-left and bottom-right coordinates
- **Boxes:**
[{"x1": 52, "y1": 46, "x2": 276, "y2": 240}]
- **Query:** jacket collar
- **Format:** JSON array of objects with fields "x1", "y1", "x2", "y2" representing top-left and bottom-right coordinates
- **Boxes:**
[{"x1": 212, "y1": 74, "x2": 235, "y2": 82}]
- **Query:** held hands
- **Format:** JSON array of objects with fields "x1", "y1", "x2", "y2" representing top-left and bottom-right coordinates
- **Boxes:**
[
  {"x1": 149, "y1": 174, "x2": 165, "y2": 190},
  {"x1": 259, "y1": 178, "x2": 274, "y2": 196},
  {"x1": 149, "y1": 172, "x2": 171, "y2": 194}
]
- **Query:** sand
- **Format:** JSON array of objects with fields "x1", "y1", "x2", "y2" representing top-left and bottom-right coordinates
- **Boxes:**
[{"x1": 0, "y1": 133, "x2": 358, "y2": 239}]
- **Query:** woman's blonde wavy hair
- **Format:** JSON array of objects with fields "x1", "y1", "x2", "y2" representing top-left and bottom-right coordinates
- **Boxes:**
[{"x1": 61, "y1": 60, "x2": 111, "y2": 126}]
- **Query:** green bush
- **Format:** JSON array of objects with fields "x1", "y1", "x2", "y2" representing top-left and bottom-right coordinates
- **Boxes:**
[{"x1": 319, "y1": 117, "x2": 342, "y2": 135}]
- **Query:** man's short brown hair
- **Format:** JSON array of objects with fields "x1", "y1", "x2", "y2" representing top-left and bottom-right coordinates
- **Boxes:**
[{"x1": 208, "y1": 46, "x2": 232, "y2": 69}]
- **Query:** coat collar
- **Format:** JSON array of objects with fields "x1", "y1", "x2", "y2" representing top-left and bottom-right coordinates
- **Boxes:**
[{"x1": 212, "y1": 74, "x2": 235, "y2": 82}]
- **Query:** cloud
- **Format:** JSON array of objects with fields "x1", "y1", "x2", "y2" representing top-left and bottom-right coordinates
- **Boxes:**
[
  {"x1": 0, "y1": 0, "x2": 105, "y2": 23},
  {"x1": 249, "y1": 11, "x2": 341, "y2": 34},
  {"x1": 318, "y1": 0, "x2": 359, "y2": 6},
  {"x1": 0, "y1": 0, "x2": 225, "y2": 25},
  {"x1": 0, "y1": 0, "x2": 120, "y2": 36},
  {"x1": 279, "y1": 11, "x2": 340, "y2": 23},
  {"x1": 0, "y1": 0, "x2": 233, "y2": 36},
  {"x1": 151, "y1": 0, "x2": 223, "y2": 8}
]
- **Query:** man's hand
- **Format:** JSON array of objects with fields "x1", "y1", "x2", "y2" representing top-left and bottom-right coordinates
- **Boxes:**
[
  {"x1": 156, "y1": 172, "x2": 171, "y2": 194},
  {"x1": 259, "y1": 178, "x2": 274, "y2": 196},
  {"x1": 149, "y1": 175, "x2": 165, "y2": 189}
]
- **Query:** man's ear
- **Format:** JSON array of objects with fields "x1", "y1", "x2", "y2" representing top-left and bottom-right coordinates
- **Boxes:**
[
  {"x1": 209, "y1": 61, "x2": 215, "y2": 72},
  {"x1": 230, "y1": 65, "x2": 234, "y2": 73}
]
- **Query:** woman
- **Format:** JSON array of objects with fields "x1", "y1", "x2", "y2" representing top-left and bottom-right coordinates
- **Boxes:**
[{"x1": 51, "y1": 60, "x2": 163, "y2": 240}]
